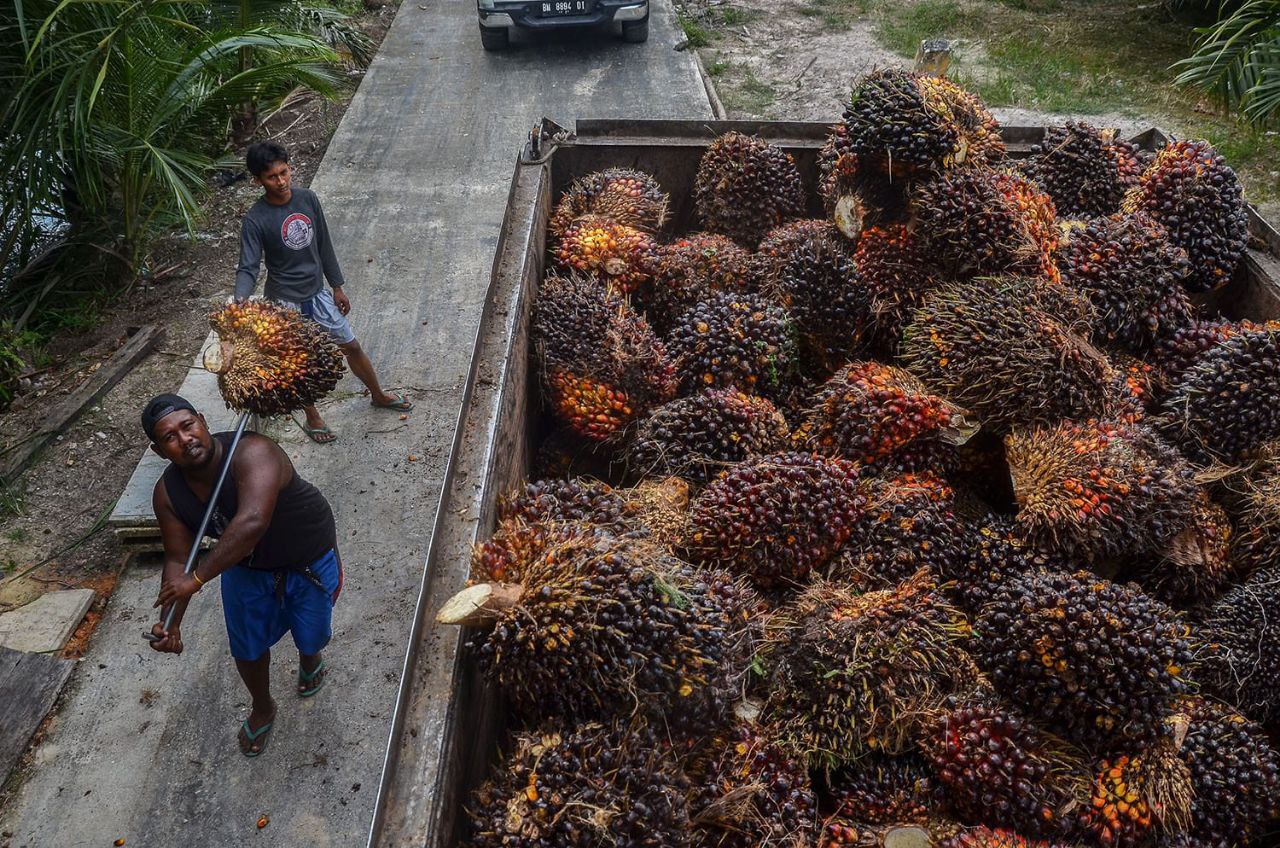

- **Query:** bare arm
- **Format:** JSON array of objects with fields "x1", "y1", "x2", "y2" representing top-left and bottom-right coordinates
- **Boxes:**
[
  {"x1": 154, "y1": 437, "x2": 285, "y2": 608},
  {"x1": 150, "y1": 483, "x2": 196, "y2": 653}
]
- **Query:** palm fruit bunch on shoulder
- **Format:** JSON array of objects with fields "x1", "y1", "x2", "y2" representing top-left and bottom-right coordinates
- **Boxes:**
[
  {"x1": 1154, "y1": 322, "x2": 1280, "y2": 463},
  {"x1": 751, "y1": 219, "x2": 845, "y2": 295},
  {"x1": 841, "y1": 69, "x2": 1002, "y2": 180},
  {"x1": 626, "y1": 387, "x2": 789, "y2": 486},
  {"x1": 1190, "y1": 566, "x2": 1280, "y2": 724},
  {"x1": 773, "y1": 227, "x2": 871, "y2": 372},
  {"x1": 685, "y1": 451, "x2": 862, "y2": 590},
  {"x1": 464, "y1": 718, "x2": 693, "y2": 848},
  {"x1": 533, "y1": 273, "x2": 676, "y2": 442},
  {"x1": 792, "y1": 361, "x2": 976, "y2": 476},
  {"x1": 854, "y1": 224, "x2": 943, "y2": 356},
  {"x1": 922, "y1": 693, "x2": 1087, "y2": 837},
  {"x1": 1005, "y1": 419, "x2": 1200, "y2": 561},
  {"x1": 689, "y1": 722, "x2": 818, "y2": 848},
  {"x1": 472, "y1": 477, "x2": 632, "y2": 583},
  {"x1": 1079, "y1": 737, "x2": 1193, "y2": 848},
  {"x1": 450, "y1": 529, "x2": 753, "y2": 724},
  {"x1": 647, "y1": 232, "x2": 755, "y2": 333},
  {"x1": 1131, "y1": 493, "x2": 1236, "y2": 608},
  {"x1": 1172, "y1": 695, "x2": 1280, "y2": 848},
  {"x1": 912, "y1": 168, "x2": 1060, "y2": 284},
  {"x1": 204, "y1": 300, "x2": 345, "y2": 416},
  {"x1": 972, "y1": 569, "x2": 1193, "y2": 750},
  {"x1": 666, "y1": 290, "x2": 796, "y2": 397},
  {"x1": 823, "y1": 754, "x2": 938, "y2": 826},
  {"x1": 694, "y1": 132, "x2": 806, "y2": 249},
  {"x1": 1056, "y1": 213, "x2": 1194, "y2": 354},
  {"x1": 901, "y1": 278, "x2": 1117, "y2": 432},
  {"x1": 940, "y1": 512, "x2": 1073, "y2": 615},
  {"x1": 1020, "y1": 123, "x2": 1146, "y2": 219},
  {"x1": 548, "y1": 167, "x2": 668, "y2": 238},
  {"x1": 1121, "y1": 139, "x2": 1248, "y2": 293},
  {"x1": 552, "y1": 213, "x2": 659, "y2": 297},
  {"x1": 828, "y1": 473, "x2": 964, "y2": 589},
  {"x1": 1146, "y1": 319, "x2": 1276, "y2": 390},
  {"x1": 764, "y1": 573, "x2": 977, "y2": 767}
]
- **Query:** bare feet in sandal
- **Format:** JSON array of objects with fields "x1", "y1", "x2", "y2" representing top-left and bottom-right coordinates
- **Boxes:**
[{"x1": 238, "y1": 699, "x2": 277, "y2": 757}]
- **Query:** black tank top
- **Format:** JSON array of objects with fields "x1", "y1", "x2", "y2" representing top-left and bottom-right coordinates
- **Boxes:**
[{"x1": 162, "y1": 432, "x2": 337, "y2": 571}]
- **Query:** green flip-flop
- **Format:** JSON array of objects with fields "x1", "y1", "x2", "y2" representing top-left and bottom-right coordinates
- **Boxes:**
[
  {"x1": 372, "y1": 393, "x2": 413, "y2": 412},
  {"x1": 298, "y1": 660, "x2": 326, "y2": 698},
  {"x1": 302, "y1": 424, "x2": 336, "y2": 444},
  {"x1": 239, "y1": 716, "x2": 275, "y2": 757}
]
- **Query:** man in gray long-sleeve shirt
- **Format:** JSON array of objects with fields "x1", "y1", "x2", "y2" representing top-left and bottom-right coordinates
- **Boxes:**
[{"x1": 236, "y1": 142, "x2": 411, "y2": 442}]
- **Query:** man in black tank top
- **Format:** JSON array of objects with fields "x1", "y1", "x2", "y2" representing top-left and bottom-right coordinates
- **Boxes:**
[{"x1": 142, "y1": 394, "x2": 342, "y2": 757}]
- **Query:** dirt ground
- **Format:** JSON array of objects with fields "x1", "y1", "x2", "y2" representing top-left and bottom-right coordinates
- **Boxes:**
[{"x1": 0, "y1": 3, "x2": 399, "y2": 640}]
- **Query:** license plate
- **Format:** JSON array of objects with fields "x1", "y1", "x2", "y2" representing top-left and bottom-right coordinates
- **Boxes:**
[{"x1": 539, "y1": 0, "x2": 589, "y2": 15}]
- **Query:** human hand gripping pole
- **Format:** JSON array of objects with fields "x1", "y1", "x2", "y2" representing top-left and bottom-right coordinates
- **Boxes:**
[{"x1": 144, "y1": 412, "x2": 251, "y2": 644}]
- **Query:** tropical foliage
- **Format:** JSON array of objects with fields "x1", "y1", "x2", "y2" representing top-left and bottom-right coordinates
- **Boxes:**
[
  {"x1": 1175, "y1": 0, "x2": 1280, "y2": 123},
  {"x1": 0, "y1": 0, "x2": 364, "y2": 331}
]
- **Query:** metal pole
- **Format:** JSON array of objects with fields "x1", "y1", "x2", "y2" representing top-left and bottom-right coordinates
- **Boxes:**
[{"x1": 144, "y1": 411, "x2": 251, "y2": 642}]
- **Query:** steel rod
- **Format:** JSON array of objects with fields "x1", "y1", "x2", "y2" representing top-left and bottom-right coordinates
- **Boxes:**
[{"x1": 144, "y1": 411, "x2": 251, "y2": 642}]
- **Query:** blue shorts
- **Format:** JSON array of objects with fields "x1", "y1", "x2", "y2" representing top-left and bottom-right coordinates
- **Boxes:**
[
  {"x1": 221, "y1": 549, "x2": 343, "y2": 661},
  {"x1": 276, "y1": 288, "x2": 356, "y2": 346}
]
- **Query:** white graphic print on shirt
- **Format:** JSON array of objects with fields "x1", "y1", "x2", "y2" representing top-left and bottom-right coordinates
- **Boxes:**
[{"x1": 281, "y1": 212, "x2": 315, "y2": 251}]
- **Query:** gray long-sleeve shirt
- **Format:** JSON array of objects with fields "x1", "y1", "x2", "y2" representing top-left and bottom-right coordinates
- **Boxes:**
[{"x1": 234, "y1": 187, "x2": 346, "y2": 303}]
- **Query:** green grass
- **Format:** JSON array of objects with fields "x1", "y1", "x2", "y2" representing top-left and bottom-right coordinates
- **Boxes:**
[
  {"x1": 706, "y1": 59, "x2": 730, "y2": 77},
  {"x1": 6, "y1": 528, "x2": 27, "y2": 543},
  {"x1": 862, "y1": 0, "x2": 1280, "y2": 203},
  {"x1": 0, "y1": 482, "x2": 23, "y2": 518},
  {"x1": 718, "y1": 6, "x2": 762, "y2": 26},
  {"x1": 720, "y1": 66, "x2": 778, "y2": 116},
  {"x1": 800, "y1": 0, "x2": 873, "y2": 29},
  {"x1": 678, "y1": 14, "x2": 712, "y2": 47}
]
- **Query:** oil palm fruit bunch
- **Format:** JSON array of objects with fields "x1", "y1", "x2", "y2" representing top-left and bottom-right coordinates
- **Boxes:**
[
  {"x1": 1020, "y1": 123, "x2": 1146, "y2": 219},
  {"x1": 937, "y1": 826, "x2": 1070, "y2": 848},
  {"x1": 694, "y1": 132, "x2": 806, "y2": 249},
  {"x1": 750, "y1": 219, "x2": 845, "y2": 295},
  {"x1": 685, "y1": 451, "x2": 862, "y2": 590},
  {"x1": 1057, "y1": 213, "x2": 1194, "y2": 353},
  {"x1": 552, "y1": 214, "x2": 659, "y2": 297},
  {"x1": 464, "y1": 719, "x2": 693, "y2": 848},
  {"x1": 764, "y1": 573, "x2": 976, "y2": 766},
  {"x1": 972, "y1": 569, "x2": 1193, "y2": 750},
  {"x1": 626, "y1": 387, "x2": 789, "y2": 486},
  {"x1": 548, "y1": 167, "x2": 668, "y2": 237},
  {"x1": 647, "y1": 233, "x2": 755, "y2": 332},
  {"x1": 1121, "y1": 140, "x2": 1248, "y2": 293},
  {"x1": 204, "y1": 300, "x2": 345, "y2": 416},
  {"x1": 1133, "y1": 494, "x2": 1235, "y2": 608},
  {"x1": 854, "y1": 224, "x2": 943, "y2": 355},
  {"x1": 534, "y1": 273, "x2": 676, "y2": 442},
  {"x1": 941, "y1": 512, "x2": 1072, "y2": 615},
  {"x1": 1191, "y1": 566, "x2": 1279, "y2": 723},
  {"x1": 441, "y1": 529, "x2": 752, "y2": 724},
  {"x1": 792, "y1": 361, "x2": 976, "y2": 475},
  {"x1": 1079, "y1": 739, "x2": 1193, "y2": 848},
  {"x1": 471, "y1": 477, "x2": 632, "y2": 583},
  {"x1": 1147, "y1": 319, "x2": 1273, "y2": 390},
  {"x1": 1173, "y1": 695, "x2": 1280, "y2": 848},
  {"x1": 841, "y1": 69, "x2": 1001, "y2": 179},
  {"x1": 1220, "y1": 451, "x2": 1280, "y2": 575},
  {"x1": 824, "y1": 754, "x2": 937, "y2": 826},
  {"x1": 1005, "y1": 419, "x2": 1200, "y2": 560},
  {"x1": 901, "y1": 278, "x2": 1116, "y2": 432},
  {"x1": 817, "y1": 133, "x2": 912, "y2": 240},
  {"x1": 922, "y1": 693, "x2": 1087, "y2": 836},
  {"x1": 829, "y1": 473, "x2": 964, "y2": 589},
  {"x1": 912, "y1": 168, "x2": 1060, "y2": 283},
  {"x1": 1154, "y1": 322, "x2": 1280, "y2": 463},
  {"x1": 773, "y1": 228, "x2": 871, "y2": 370},
  {"x1": 666, "y1": 290, "x2": 796, "y2": 397},
  {"x1": 689, "y1": 723, "x2": 818, "y2": 847}
]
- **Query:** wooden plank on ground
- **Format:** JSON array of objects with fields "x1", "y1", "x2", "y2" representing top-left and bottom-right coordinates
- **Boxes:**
[
  {"x1": 0, "y1": 325, "x2": 165, "y2": 483},
  {"x1": 0, "y1": 645, "x2": 74, "y2": 782}
]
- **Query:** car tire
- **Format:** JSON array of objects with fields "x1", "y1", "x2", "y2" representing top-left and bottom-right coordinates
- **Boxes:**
[
  {"x1": 621, "y1": 17, "x2": 649, "y2": 43},
  {"x1": 480, "y1": 24, "x2": 510, "y2": 51}
]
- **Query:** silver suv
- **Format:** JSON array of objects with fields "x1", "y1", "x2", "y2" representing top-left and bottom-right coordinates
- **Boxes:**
[{"x1": 477, "y1": 0, "x2": 649, "y2": 50}]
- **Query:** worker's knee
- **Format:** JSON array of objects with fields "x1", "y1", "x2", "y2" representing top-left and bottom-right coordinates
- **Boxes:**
[{"x1": 338, "y1": 339, "x2": 362, "y2": 357}]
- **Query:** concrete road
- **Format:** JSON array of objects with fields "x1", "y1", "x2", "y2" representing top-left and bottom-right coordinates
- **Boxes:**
[{"x1": 0, "y1": 2, "x2": 710, "y2": 845}]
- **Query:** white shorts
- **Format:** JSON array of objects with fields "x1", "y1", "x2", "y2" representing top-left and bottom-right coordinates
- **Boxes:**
[{"x1": 275, "y1": 288, "x2": 356, "y2": 346}]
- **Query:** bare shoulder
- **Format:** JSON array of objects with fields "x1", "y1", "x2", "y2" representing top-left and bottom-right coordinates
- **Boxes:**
[{"x1": 231, "y1": 433, "x2": 293, "y2": 474}]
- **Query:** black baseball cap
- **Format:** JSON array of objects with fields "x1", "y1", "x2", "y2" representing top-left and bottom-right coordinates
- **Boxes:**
[{"x1": 141, "y1": 393, "x2": 198, "y2": 441}]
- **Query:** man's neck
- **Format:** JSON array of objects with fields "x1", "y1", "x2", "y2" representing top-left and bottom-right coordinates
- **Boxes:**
[{"x1": 264, "y1": 188, "x2": 292, "y2": 206}]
